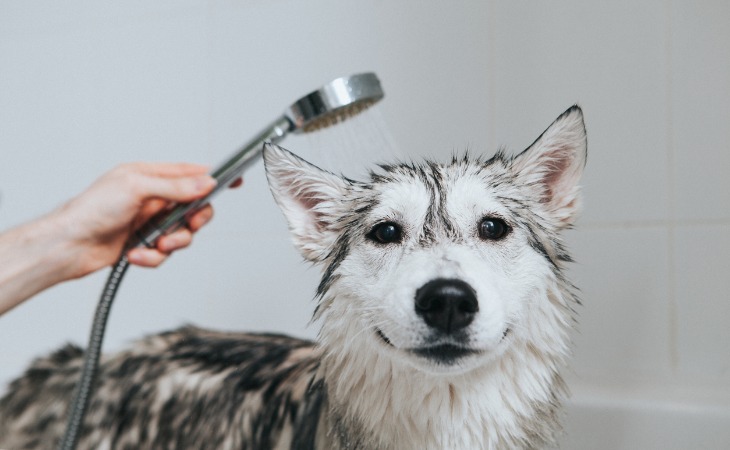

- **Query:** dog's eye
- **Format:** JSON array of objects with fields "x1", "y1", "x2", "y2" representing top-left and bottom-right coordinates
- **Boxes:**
[
  {"x1": 368, "y1": 222, "x2": 402, "y2": 244},
  {"x1": 478, "y1": 218, "x2": 509, "y2": 240}
]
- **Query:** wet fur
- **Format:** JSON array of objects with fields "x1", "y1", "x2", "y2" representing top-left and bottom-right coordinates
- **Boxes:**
[{"x1": 0, "y1": 106, "x2": 587, "y2": 449}]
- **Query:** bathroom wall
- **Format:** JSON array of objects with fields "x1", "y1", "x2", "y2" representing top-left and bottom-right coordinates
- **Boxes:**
[{"x1": 1, "y1": 1, "x2": 728, "y2": 447}]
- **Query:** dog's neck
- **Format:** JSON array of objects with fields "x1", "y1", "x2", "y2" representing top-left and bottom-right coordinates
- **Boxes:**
[
  {"x1": 317, "y1": 337, "x2": 566, "y2": 449},
  {"x1": 315, "y1": 285, "x2": 572, "y2": 450}
]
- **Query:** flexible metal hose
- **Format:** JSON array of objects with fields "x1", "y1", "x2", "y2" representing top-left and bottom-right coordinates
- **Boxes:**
[{"x1": 57, "y1": 256, "x2": 131, "y2": 450}]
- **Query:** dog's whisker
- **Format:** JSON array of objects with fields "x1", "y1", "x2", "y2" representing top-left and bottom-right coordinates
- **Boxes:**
[{"x1": 345, "y1": 321, "x2": 386, "y2": 347}]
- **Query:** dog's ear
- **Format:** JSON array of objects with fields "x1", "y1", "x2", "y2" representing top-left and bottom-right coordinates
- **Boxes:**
[
  {"x1": 263, "y1": 143, "x2": 349, "y2": 262},
  {"x1": 512, "y1": 105, "x2": 587, "y2": 228}
]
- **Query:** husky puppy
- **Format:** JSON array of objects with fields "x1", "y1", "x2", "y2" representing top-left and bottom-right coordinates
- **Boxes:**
[{"x1": 0, "y1": 106, "x2": 586, "y2": 449}]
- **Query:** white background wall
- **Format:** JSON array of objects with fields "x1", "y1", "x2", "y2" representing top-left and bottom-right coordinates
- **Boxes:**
[{"x1": 1, "y1": 1, "x2": 728, "y2": 448}]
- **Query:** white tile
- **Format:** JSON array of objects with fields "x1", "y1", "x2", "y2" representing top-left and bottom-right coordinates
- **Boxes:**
[
  {"x1": 206, "y1": 0, "x2": 493, "y2": 165},
  {"x1": 361, "y1": 1, "x2": 494, "y2": 160},
  {"x1": 0, "y1": 31, "x2": 100, "y2": 226},
  {"x1": 492, "y1": 0, "x2": 670, "y2": 224},
  {"x1": 96, "y1": 231, "x2": 317, "y2": 345},
  {"x1": 0, "y1": 1, "x2": 206, "y2": 39},
  {"x1": 670, "y1": 1, "x2": 730, "y2": 221},
  {"x1": 194, "y1": 235, "x2": 320, "y2": 340},
  {"x1": 0, "y1": 8, "x2": 211, "y2": 229},
  {"x1": 674, "y1": 224, "x2": 730, "y2": 384},
  {"x1": 565, "y1": 227, "x2": 672, "y2": 382},
  {"x1": 81, "y1": 12, "x2": 210, "y2": 164}
]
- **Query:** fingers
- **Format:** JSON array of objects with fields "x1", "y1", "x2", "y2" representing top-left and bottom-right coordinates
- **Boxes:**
[
  {"x1": 119, "y1": 163, "x2": 243, "y2": 206},
  {"x1": 126, "y1": 204, "x2": 212, "y2": 267},
  {"x1": 157, "y1": 228, "x2": 194, "y2": 253},
  {"x1": 187, "y1": 205, "x2": 214, "y2": 231},
  {"x1": 134, "y1": 162, "x2": 210, "y2": 178},
  {"x1": 135, "y1": 173, "x2": 217, "y2": 203},
  {"x1": 126, "y1": 247, "x2": 168, "y2": 268},
  {"x1": 116, "y1": 163, "x2": 216, "y2": 204},
  {"x1": 115, "y1": 163, "x2": 237, "y2": 268},
  {"x1": 126, "y1": 228, "x2": 193, "y2": 267}
]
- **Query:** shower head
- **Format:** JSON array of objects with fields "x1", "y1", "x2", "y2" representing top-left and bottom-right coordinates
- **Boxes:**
[
  {"x1": 210, "y1": 72, "x2": 384, "y2": 190},
  {"x1": 285, "y1": 72, "x2": 384, "y2": 133},
  {"x1": 133, "y1": 72, "x2": 384, "y2": 248}
]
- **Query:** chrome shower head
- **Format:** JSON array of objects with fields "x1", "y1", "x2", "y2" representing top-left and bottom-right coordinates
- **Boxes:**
[
  {"x1": 285, "y1": 72, "x2": 384, "y2": 133},
  {"x1": 211, "y1": 72, "x2": 384, "y2": 190},
  {"x1": 133, "y1": 72, "x2": 384, "y2": 248}
]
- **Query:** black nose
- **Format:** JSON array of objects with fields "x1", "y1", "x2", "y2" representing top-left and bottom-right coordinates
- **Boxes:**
[{"x1": 415, "y1": 279, "x2": 478, "y2": 334}]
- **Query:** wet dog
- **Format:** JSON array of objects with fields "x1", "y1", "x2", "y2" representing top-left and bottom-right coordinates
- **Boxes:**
[{"x1": 0, "y1": 106, "x2": 587, "y2": 449}]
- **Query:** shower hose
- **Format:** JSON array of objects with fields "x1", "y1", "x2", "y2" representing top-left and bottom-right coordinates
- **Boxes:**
[{"x1": 57, "y1": 255, "x2": 131, "y2": 450}]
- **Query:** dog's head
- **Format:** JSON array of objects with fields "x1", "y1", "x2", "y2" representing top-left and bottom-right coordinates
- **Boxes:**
[{"x1": 264, "y1": 106, "x2": 586, "y2": 375}]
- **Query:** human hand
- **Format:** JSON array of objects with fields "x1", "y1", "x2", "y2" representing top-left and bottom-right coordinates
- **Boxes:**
[
  {"x1": 53, "y1": 163, "x2": 233, "y2": 277},
  {"x1": 0, "y1": 162, "x2": 241, "y2": 315}
]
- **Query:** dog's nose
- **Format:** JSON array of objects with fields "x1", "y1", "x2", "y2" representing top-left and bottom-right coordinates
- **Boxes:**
[{"x1": 415, "y1": 279, "x2": 478, "y2": 334}]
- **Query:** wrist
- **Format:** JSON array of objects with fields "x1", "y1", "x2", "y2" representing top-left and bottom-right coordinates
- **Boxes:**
[
  {"x1": 21, "y1": 211, "x2": 82, "y2": 282},
  {"x1": 45, "y1": 202, "x2": 101, "y2": 280}
]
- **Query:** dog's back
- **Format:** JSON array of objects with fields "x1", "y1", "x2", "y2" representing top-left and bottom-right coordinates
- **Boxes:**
[{"x1": 0, "y1": 326, "x2": 324, "y2": 449}]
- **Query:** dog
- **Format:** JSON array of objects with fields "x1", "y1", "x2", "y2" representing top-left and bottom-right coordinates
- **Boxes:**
[{"x1": 0, "y1": 106, "x2": 587, "y2": 449}]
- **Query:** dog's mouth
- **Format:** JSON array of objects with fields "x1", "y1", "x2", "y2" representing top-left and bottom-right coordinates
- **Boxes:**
[
  {"x1": 411, "y1": 344, "x2": 479, "y2": 364},
  {"x1": 375, "y1": 328, "x2": 393, "y2": 347},
  {"x1": 375, "y1": 328, "x2": 482, "y2": 365}
]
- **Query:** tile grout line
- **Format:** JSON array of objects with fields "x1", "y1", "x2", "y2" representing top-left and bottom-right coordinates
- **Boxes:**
[
  {"x1": 664, "y1": 0, "x2": 679, "y2": 375},
  {"x1": 486, "y1": 0, "x2": 497, "y2": 153},
  {"x1": 576, "y1": 217, "x2": 730, "y2": 231}
]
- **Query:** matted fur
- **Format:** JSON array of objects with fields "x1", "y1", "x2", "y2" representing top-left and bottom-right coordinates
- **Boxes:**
[{"x1": 0, "y1": 106, "x2": 587, "y2": 449}]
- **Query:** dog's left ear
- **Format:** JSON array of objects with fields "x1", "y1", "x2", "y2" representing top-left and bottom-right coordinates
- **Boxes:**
[
  {"x1": 512, "y1": 105, "x2": 587, "y2": 228},
  {"x1": 263, "y1": 143, "x2": 349, "y2": 262}
]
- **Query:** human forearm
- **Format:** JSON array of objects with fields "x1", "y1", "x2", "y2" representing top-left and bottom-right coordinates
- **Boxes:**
[
  {"x1": 0, "y1": 162, "x2": 225, "y2": 316},
  {"x1": 0, "y1": 211, "x2": 80, "y2": 315}
]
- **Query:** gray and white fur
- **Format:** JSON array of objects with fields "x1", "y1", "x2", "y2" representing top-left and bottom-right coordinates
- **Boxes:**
[{"x1": 0, "y1": 106, "x2": 587, "y2": 449}]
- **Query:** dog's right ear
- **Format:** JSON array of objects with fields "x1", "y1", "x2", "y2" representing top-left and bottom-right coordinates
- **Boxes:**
[
  {"x1": 263, "y1": 143, "x2": 349, "y2": 262},
  {"x1": 511, "y1": 105, "x2": 587, "y2": 229}
]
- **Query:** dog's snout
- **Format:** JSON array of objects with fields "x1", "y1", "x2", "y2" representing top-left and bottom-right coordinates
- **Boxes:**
[{"x1": 415, "y1": 279, "x2": 478, "y2": 334}]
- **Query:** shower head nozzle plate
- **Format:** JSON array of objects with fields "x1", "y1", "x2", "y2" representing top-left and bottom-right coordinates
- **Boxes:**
[{"x1": 285, "y1": 72, "x2": 385, "y2": 133}]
